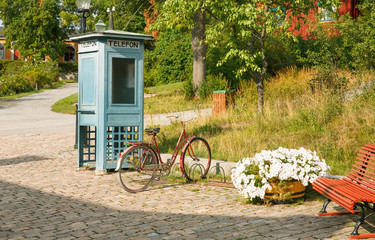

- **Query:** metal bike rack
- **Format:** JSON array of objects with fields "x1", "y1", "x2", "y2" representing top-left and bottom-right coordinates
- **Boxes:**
[{"x1": 208, "y1": 163, "x2": 228, "y2": 183}]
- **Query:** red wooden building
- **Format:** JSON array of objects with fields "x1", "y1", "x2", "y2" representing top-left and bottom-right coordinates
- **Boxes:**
[{"x1": 290, "y1": 0, "x2": 360, "y2": 39}]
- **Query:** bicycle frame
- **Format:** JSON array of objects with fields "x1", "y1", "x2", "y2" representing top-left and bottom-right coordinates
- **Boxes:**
[
  {"x1": 116, "y1": 119, "x2": 199, "y2": 174},
  {"x1": 148, "y1": 122, "x2": 190, "y2": 166}
]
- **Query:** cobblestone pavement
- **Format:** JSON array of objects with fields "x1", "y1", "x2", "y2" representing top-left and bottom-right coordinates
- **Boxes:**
[{"x1": 1, "y1": 132, "x2": 374, "y2": 239}]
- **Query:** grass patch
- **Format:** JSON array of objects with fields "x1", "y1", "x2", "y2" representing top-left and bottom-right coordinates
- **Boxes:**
[
  {"x1": 145, "y1": 82, "x2": 184, "y2": 95},
  {"x1": 144, "y1": 94, "x2": 211, "y2": 114},
  {"x1": 153, "y1": 67, "x2": 375, "y2": 176},
  {"x1": 51, "y1": 93, "x2": 77, "y2": 114},
  {"x1": 145, "y1": 82, "x2": 211, "y2": 114}
]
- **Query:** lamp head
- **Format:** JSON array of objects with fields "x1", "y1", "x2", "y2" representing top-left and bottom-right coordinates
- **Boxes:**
[{"x1": 77, "y1": 0, "x2": 91, "y2": 11}]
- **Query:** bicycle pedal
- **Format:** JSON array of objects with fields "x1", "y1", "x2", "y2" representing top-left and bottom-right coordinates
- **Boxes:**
[{"x1": 167, "y1": 158, "x2": 173, "y2": 165}]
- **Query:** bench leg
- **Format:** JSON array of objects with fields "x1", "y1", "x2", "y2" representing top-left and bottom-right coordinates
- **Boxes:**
[
  {"x1": 351, "y1": 205, "x2": 365, "y2": 237},
  {"x1": 349, "y1": 204, "x2": 375, "y2": 239},
  {"x1": 318, "y1": 199, "x2": 358, "y2": 216},
  {"x1": 319, "y1": 199, "x2": 331, "y2": 214}
]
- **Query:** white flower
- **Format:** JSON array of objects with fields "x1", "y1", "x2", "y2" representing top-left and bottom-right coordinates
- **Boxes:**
[{"x1": 231, "y1": 147, "x2": 330, "y2": 200}]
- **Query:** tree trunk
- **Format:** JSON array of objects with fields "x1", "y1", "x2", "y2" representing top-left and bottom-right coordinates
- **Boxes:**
[
  {"x1": 191, "y1": 9, "x2": 208, "y2": 90},
  {"x1": 254, "y1": 24, "x2": 268, "y2": 114}
]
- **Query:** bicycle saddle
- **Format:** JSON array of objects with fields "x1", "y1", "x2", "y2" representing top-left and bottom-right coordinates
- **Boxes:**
[{"x1": 145, "y1": 128, "x2": 160, "y2": 136}]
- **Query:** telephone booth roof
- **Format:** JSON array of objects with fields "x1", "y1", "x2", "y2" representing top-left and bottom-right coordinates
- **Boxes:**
[{"x1": 70, "y1": 29, "x2": 154, "y2": 41}]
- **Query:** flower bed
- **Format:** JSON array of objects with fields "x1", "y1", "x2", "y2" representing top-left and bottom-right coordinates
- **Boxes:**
[{"x1": 231, "y1": 147, "x2": 330, "y2": 201}]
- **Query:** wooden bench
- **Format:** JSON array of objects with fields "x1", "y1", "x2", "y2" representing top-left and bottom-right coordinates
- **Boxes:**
[{"x1": 313, "y1": 144, "x2": 375, "y2": 239}]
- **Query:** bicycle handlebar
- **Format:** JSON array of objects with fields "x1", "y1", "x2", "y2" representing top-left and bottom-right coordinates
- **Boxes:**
[{"x1": 166, "y1": 115, "x2": 195, "y2": 123}]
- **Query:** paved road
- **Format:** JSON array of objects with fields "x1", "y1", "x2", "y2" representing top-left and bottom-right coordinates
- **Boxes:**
[
  {"x1": 0, "y1": 85, "x2": 373, "y2": 239},
  {"x1": 0, "y1": 84, "x2": 78, "y2": 136},
  {"x1": 0, "y1": 83, "x2": 212, "y2": 136}
]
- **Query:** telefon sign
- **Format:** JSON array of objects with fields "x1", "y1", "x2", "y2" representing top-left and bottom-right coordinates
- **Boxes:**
[{"x1": 107, "y1": 40, "x2": 140, "y2": 49}]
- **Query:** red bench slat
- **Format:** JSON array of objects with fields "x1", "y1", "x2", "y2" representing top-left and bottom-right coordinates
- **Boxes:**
[
  {"x1": 315, "y1": 178, "x2": 365, "y2": 202},
  {"x1": 312, "y1": 144, "x2": 375, "y2": 214},
  {"x1": 346, "y1": 174, "x2": 375, "y2": 193},
  {"x1": 351, "y1": 165, "x2": 375, "y2": 182},
  {"x1": 342, "y1": 178, "x2": 375, "y2": 201},
  {"x1": 353, "y1": 159, "x2": 375, "y2": 173},
  {"x1": 356, "y1": 155, "x2": 375, "y2": 165},
  {"x1": 356, "y1": 155, "x2": 375, "y2": 164},
  {"x1": 313, "y1": 180, "x2": 354, "y2": 212},
  {"x1": 358, "y1": 151, "x2": 375, "y2": 158},
  {"x1": 348, "y1": 169, "x2": 375, "y2": 189}
]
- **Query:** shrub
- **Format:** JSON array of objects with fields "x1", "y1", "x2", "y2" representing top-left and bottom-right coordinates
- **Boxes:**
[
  {"x1": 265, "y1": 34, "x2": 299, "y2": 75},
  {"x1": 0, "y1": 61, "x2": 58, "y2": 96},
  {"x1": 197, "y1": 74, "x2": 229, "y2": 99},
  {"x1": 0, "y1": 59, "x2": 20, "y2": 72},
  {"x1": 183, "y1": 74, "x2": 230, "y2": 99},
  {"x1": 58, "y1": 62, "x2": 78, "y2": 73},
  {"x1": 183, "y1": 79, "x2": 195, "y2": 100},
  {"x1": 206, "y1": 46, "x2": 239, "y2": 87},
  {"x1": 144, "y1": 29, "x2": 192, "y2": 86},
  {"x1": 310, "y1": 67, "x2": 349, "y2": 94}
]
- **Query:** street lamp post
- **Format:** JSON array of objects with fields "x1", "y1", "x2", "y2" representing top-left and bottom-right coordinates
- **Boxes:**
[{"x1": 77, "y1": 0, "x2": 91, "y2": 34}]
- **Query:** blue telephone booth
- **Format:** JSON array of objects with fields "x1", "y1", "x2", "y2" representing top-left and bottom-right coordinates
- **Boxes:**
[{"x1": 71, "y1": 30, "x2": 153, "y2": 175}]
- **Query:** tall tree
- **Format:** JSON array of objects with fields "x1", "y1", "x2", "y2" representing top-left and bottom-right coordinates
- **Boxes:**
[
  {"x1": 191, "y1": 8, "x2": 208, "y2": 90},
  {"x1": 0, "y1": 0, "x2": 67, "y2": 61},
  {"x1": 81, "y1": 0, "x2": 150, "y2": 33},
  {"x1": 206, "y1": 0, "x2": 339, "y2": 113},
  {"x1": 153, "y1": 1, "x2": 209, "y2": 91}
]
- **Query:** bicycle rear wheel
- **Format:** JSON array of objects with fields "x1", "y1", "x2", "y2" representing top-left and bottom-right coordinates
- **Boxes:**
[
  {"x1": 181, "y1": 137, "x2": 211, "y2": 182},
  {"x1": 117, "y1": 145, "x2": 158, "y2": 193}
]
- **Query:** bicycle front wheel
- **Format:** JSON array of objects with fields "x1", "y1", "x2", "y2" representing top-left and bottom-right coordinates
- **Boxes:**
[
  {"x1": 181, "y1": 137, "x2": 211, "y2": 182},
  {"x1": 117, "y1": 145, "x2": 158, "y2": 193}
]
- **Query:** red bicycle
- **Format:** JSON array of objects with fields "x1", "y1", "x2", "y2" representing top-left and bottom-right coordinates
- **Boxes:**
[{"x1": 115, "y1": 115, "x2": 211, "y2": 193}]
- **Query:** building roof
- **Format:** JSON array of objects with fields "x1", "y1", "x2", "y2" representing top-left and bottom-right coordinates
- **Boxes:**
[{"x1": 69, "y1": 29, "x2": 153, "y2": 42}]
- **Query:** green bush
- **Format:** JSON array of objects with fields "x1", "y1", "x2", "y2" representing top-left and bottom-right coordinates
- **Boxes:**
[
  {"x1": 265, "y1": 34, "x2": 299, "y2": 75},
  {"x1": 206, "y1": 46, "x2": 239, "y2": 87},
  {"x1": 183, "y1": 74, "x2": 230, "y2": 100},
  {"x1": 310, "y1": 67, "x2": 349, "y2": 94},
  {"x1": 58, "y1": 62, "x2": 78, "y2": 73},
  {"x1": 0, "y1": 74, "x2": 34, "y2": 95},
  {"x1": 0, "y1": 59, "x2": 20, "y2": 72},
  {"x1": 0, "y1": 61, "x2": 58, "y2": 96},
  {"x1": 197, "y1": 74, "x2": 229, "y2": 99},
  {"x1": 183, "y1": 79, "x2": 195, "y2": 99},
  {"x1": 144, "y1": 29, "x2": 192, "y2": 86}
]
